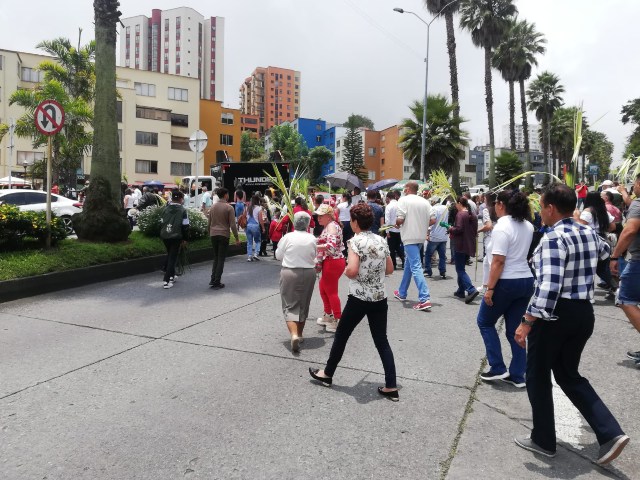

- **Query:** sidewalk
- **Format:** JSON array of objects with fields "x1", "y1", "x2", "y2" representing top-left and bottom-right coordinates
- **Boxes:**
[{"x1": 0, "y1": 256, "x2": 637, "y2": 479}]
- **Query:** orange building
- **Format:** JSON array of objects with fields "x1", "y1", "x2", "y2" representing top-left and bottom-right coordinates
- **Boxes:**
[
  {"x1": 239, "y1": 66, "x2": 301, "y2": 136},
  {"x1": 379, "y1": 125, "x2": 409, "y2": 181},
  {"x1": 363, "y1": 130, "x2": 381, "y2": 186},
  {"x1": 200, "y1": 99, "x2": 241, "y2": 175},
  {"x1": 240, "y1": 113, "x2": 260, "y2": 137}
]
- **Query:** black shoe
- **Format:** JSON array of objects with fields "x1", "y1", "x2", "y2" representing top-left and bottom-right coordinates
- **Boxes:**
[
  {"x1": 501, "y1": 375, "x2": 526, "y2": 388},
  {"x1": 465, "y1": 290, "x2": 480, "y2": 304},
  {"x1": 210, "y1": 283, "x2": 225, "y2": 289},
  {"x1": 480, "y1": 370, "x2": 509, "y2": 381},
  {"x1": 309, "y1": 368, "x2": 332, "y2": 387},
  {"x1": 626, "y1": 350, "x2": 640, "y2": 361},
  {"x1": 597, "y1": 281, "x2": 608, "y2": 289},
  {"x1": 440, "y1": 274, "x2": 447, "y2": 280},
  {"x1": 466, "y1": 259, "x2": 473, "y2": 266},
  {"x1": 453, "y1": 291, "x2": 465, "y2": 299},
  {"x1": 377, "y1": 387, "x2": 399, "y2": 402},
  {"x1": 424, "y1": 273, "x2": 432, "y2": 278}
]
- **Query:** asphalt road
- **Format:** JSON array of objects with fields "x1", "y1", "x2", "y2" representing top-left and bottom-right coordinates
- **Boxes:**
[{"x1": 0, "y1": 254, "x2": 637, "y2": 479}]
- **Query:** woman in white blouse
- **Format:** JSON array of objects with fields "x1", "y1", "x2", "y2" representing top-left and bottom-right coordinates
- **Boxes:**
[
  {"x1": 309, "y1": 203, "x2": 399, "y2": 401},
  {"x1": 275, "y1": 212, "x2": 317, "y2": 353}
]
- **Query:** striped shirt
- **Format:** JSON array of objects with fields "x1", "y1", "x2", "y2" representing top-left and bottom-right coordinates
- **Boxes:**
[{"x1": 526, "y1": 217, "x2": 610, "y2": 320}]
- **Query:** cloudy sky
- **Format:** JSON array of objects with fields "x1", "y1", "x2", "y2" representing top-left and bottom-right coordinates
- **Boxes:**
[{"x1": 1, "y1": 0, "x2": 638, "y2": 163}]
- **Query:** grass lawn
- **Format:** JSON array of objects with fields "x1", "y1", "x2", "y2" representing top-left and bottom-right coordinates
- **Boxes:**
[{"x1": 0, "y1": 232, "x2": 245, "y2": 282}]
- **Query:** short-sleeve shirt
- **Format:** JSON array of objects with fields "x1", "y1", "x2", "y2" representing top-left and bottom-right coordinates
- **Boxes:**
[
  {"x1": 367, "y1": 201, "x2": 384, "y2": 234},
  {"x1": 627, "y1": 199, "x2": 640, "y2": 261},
  {"x1": 348, "y1": 231, "x2": 390, "y2": 301},
  {"x1": 489, "y1": 215, "x2": 534, "y2": 279}
]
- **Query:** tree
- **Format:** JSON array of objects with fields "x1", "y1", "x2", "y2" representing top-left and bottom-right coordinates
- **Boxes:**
[
  {"x1": 460, "y1": 0, "x2": 518, "y2": 188},
  {"x1": 303, "y1": 146, "x2": 333, "y2": 184},
  {"x1": 267, "y1": 123, "x2": 308, "y2": 164},
  {"x1": 621, "y1": 98, "x2": 640, "y2": 158},
  {"x1": 587, "y1": 131, "x2": 614, "y2": 180},
  {"x1": 527, "y1": 71, "x2": 564, "y2": 182},
  {"x1": 492, "y1": 19, "x2": 520, "y2": 151},
  {"x1": 73, "y1": 0, "x2": 130, "y2": 242},
  {"x1": 424, "y1": 0, "x2": 463, "y2": 192},
  {"x1": 343, "y1": 114, "x2": 374, "y2": 130},
  {"x1": 341, "y1": 117, "x2": 366, "y2": 180},
  {"x1": 495, "y1": 150, "x2": 522, "y2": 184},
  {"x1": 240, "y1": 131, "x2": 264, "y2": 162},
  {"x1": 399, "y1": 95, "x2": 468, "y2": 180}
]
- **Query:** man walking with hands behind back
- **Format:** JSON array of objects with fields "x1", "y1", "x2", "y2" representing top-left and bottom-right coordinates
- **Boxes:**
[
  {"x1": 393, "y1": 181, "x2": 432, "y2": 311},
  {"x1": 514, "y1": 184, "x2": 629, "y2": 465},
  {"x1": 207, "y1": 188, "x2": 241, "y2": 289}
]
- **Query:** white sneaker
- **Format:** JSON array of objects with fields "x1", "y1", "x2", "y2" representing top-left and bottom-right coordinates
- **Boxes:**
[
  {"x1": 163, "y1": 281, "x2": 173, "y2": 289},
  {"x1": 291, "y1": 335, "x2": 300, "y2": 353},
  {"x1": 325, "y1": 319, "x2": 339, "y2": 333},
  {"x1": 317, "y1": 313, "x2": 333, "y2": 326}
]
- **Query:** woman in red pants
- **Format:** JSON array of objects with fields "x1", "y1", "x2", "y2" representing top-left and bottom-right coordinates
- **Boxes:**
[{"x1": 315, "y1": 204, "x2": 346, "y2": 333}]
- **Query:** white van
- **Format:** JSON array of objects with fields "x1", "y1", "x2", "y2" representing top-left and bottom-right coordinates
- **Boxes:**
[
  {"x1": 469, "y1": 184, "x2": 489, "y2": 196},
  {"x1": 181, "y1": 176, "x2": 218, "y2": 208}
]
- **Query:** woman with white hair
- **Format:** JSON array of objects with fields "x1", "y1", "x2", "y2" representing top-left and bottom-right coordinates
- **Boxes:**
[{"x1": 275, "y1": 211, "x2": 318, "y2": 353}]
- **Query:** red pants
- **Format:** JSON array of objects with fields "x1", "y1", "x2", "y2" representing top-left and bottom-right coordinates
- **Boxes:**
[{"x1": 319, "y1": 257, "x2": 345, "y2": 320}]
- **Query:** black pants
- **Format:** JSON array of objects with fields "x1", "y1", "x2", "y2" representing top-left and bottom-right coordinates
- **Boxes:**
[
  {"x1": 527, "y1": 299, "x2": 624, "y2": 452},
  {"x1": 210, "y1": 235, "x2": 229, "y2": 285},
  {"x1": 162, "y1": 239, "x2": 181, "y2": 282},
  {"x1": 387, "y1": 231, "x2": 404, "y2": 269},
  {"x1": 324, "y1": 296, "x2": 396, "y2": 388},
  {"x1": 272, "y1": 241, "x2": 279, "y2": 258},
  {"x1": 342, "y1": 221, "x2": 354, "y2": 257}
]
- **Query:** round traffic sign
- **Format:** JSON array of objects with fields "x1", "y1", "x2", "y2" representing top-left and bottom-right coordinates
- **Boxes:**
[
  {"x1": 35, "y1": 100, "x2": 65, "y2": 136},
  {"x1": 189, "y1": 130, "x2": 208, "y2": 153}
]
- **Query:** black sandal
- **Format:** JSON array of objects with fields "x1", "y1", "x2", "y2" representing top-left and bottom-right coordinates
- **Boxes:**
[{"x1": 309, "y1": 368, "x2": 332, "y2": 387}]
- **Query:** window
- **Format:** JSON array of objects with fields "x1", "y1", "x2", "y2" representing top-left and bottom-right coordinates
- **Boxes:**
[
  {"x1": 381, "y1": 147, "x2": 385, "y2": 154},
  {"x1": 136, "y1": 106, "x2": 170, "y2": 121},
  {"x1": 336, "y1": 140, "x2": 340, "y2": 147},
  {"x1": 135, "y1": 160, "x2": 158, "y2": 174},
  {"x1": 336, "y1": 151, "x2": 341, "y2": 159},
  {"x1": 170, "y1": 162, "x2": 192, "y2": 176},
  {"x1": 117, "y1": 130, "x2": 122, "y2": 151},
  {"x1": 21, "y1": 67, "x2": 43, "y2": 83},
  {"x1": 368, "y1": 147, "x2": 376, "y2": 156},
  {"x1": 381, "y1": 170, "x2": 385, "y2": 178},
  {"x1": 316, "y1": 136, "x2": 321, "y2": 142},
  {"x1": 403, "y1": 166, "x2": 412, "y2": 173},
  {"x1": 368, "y1": 171, "x2": 376, "y2": 180},
  {"x1": 221, "y1": 112, "x2": 234, "y2": 125},
  {"x1": 381, "y1": 158, "x2": 385, "y2": 165},
  {"x1": 135, "y1": 131, "x2": 158, "y2": 146},
  {"x1": 168, "y1": 87, "x2": 188, "y2": 101},
  {"x1": 171, "y1": 113, "x2": 189, "y2": 127},
  {"x1": 171, "y1": 136, "x2": 190, "y2": 151},
  {"x1": 220, "y1": 134, "x2": 233, "y2": 146},
  {"x1": 17, "y1": 151, "x2": 44, "y2": 165},
  {"x1": 134, "y1": 82, "x2": 156, "y2": 97},
  {"x1": 381, "y1": 135, "x2": 386, "y2": 142},
  {"x1": 0, "y1": 55, "x2": 3, "y2": 70}
]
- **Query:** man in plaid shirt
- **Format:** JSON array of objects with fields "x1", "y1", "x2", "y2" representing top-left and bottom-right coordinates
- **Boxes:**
[{"x1": 513, "y1": 184, "x2": 629, "y2": 465}]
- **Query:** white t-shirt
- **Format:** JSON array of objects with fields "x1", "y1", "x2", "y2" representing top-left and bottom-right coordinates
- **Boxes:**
[
  {"x1": 397, "y1": 194, "x2": 431, "y2": 245},
  {"x1": 337, "y1": 201, "x2": 352, "y2": 222},
  {"x1": 580, "y1": 209, "x2": 614, "y2": 234},
  {"x1": 384, "y1": 199, "x2": 400, "y2": 233},
  {"x1": 275, "y1": 230, "x2": 317, "y2": 268},
  {"x1": 489, "y1": 215, "x2": 534, "y2": 279},
  {"x1": 467, "y1": 199, "x2": 478, "y2": 215},
  {"x1": 428, "y1": 204, "x2": 449, "y2": 243}
]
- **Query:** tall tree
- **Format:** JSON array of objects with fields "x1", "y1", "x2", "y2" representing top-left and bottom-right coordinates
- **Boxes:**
[
  {"x1": 341, "y1": 117, "x2": 366, "y2": 181},
  {"x1": 492, "y1": 19, "x2": 520, "y2": 151},
  {"x1": 527, "y1": 71, "x2": 564, "y2": 182},
  {"x1": 399, "y1": 95, "x2": 468, "y2": 179},
  {"x1": 240, "y1": 131, "x2": 264, "y2": 162},
  {"x1": 460, "y1": 0, "x2": 518, "y2": 188},
  {"x1": 267, "y1": 123, "x2": 308, "y2": 163},
  {"x1": 494, "y1": 150, "x2": 522, "y2": 184},
  {"x1": 343, "y1": 114, "x2": 375, "y2": 130},
  {"x1": 621, "y1": 98, "x2": 640, "y2": 158},
  {"x1": 303, "y1": 146, "x2": 334, "y2": 184},
  {"x1": 424, "y1": 0, "x2": 462, "y2": 191},
  {"x1": 586, "y1": 131, "x2": 614, "y2": 180}
]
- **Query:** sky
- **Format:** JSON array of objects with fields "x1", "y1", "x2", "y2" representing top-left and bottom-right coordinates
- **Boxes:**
[{"x1": 1, "y1": 0, "x2": 638, "y2": 165}]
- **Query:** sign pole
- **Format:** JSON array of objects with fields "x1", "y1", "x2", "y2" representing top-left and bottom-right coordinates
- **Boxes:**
[
  {"x1": 46, "y1": 136, "x2": 53, "y2": 249},
  {"x1": 195, "y1": 132, "x2": 199, "y2": 210}
]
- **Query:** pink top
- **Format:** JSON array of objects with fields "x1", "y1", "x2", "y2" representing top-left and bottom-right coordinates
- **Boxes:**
[{"x1": 316, "y1": 221, "x2": 344, "y2": 262}]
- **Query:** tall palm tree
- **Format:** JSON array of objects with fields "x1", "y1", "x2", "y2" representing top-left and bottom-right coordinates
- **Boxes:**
[
  {"x1": 424, "y1": 0, "x2": 462, "y2": 191},
  {"x1": 399, "y1": 95, "x2": 468, "y2": 179},
  {"x1": 527, "y1": 71, "x2": 564, "y2": 181},
  {"x1": 492, "y1": 19, "x2": 520, "y2": 151},
  {"x1": 460, "y1": 0, "x2": 517, "y2": 188}
]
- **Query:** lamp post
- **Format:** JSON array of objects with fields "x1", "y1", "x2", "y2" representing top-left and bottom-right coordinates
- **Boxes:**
[{"x1": 394, "y1": 0, "x2": 458, "y2": 182}]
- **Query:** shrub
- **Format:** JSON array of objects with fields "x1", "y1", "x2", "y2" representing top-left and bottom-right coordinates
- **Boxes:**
[
  {"x1": 0, "y1": 204, "x2": 67, "y2": 250},
  {"x1": 136, "y1": 205, "x2": 208, "y2": 240}
]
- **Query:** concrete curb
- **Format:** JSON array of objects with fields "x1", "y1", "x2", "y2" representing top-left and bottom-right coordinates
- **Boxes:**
[{"x1": 0, "y1": 242, "x2": 247, "y2": 304}]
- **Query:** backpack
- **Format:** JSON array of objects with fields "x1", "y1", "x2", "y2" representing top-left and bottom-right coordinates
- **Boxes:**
[
  {"x1": 237, "y1": 203, "x2": 248, "y2": 229},
  {"x1": 160, "y1": 205, "x2": 185, "y2": 240}
]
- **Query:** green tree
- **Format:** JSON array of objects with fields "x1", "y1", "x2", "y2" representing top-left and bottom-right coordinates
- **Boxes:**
[
  {"x1": 399, "y1": 95, "x2": 468, "y2": 180},
  {"x1": 621, "y1": 98, "x2": 640, "y2": 158},
  {"x1": 267, "y1": 123, "x2": 308, "y2": 164},
  {"x1": 240, "y1": 131, "x2": 264, "y2": 162},
  {"x1": 586, "y1": 131, "x2": 613, "y2": 180},
  {"x1": 343, "y1": 114, "x2": 374, "y2": 130},
  {"x1": 302, "y1": 146, "x2": 333, "y2": 184},
  {"x1": 495, "y1": 150, "x2": 522, "y2": 184},
  {"x1": 341, "y1": 117, "x2": 366, "y2": 180},
  {"x1": 460, "y1": 0, "x2": 517, "y2": 188},
  {"x1": 527, "y1": 71, "x2": 564, "y2": 182},
  {"x1": 425, "y1": 0, "x2": 462, "y2": 191}
]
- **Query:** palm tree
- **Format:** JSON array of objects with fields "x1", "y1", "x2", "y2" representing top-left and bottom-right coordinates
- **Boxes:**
[
  {"x1": 492, "y1": 19, "x2": 520, "y2": 151},
  {"x1": 399, "y1": 95, "x2": 468, "y2": 179},
  {"x1": 424, "y1": 0, "x2": 462, "y2": 191},
  {"x1": 527, "y1": 71, "x2": 564, "y2": 181},
  {"x1": 460, "y1": 0, "x2": 518, "y2": 188}
]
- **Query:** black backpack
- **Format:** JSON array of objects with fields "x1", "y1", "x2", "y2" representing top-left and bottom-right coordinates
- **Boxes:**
[{"x1": 160, "y1": 205, "x2": 185, "y2": 240}]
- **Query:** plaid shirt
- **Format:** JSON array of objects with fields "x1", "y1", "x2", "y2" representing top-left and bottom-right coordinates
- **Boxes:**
[{"x1": 527, "y1": 217, "x2": 610, "y2": 320}]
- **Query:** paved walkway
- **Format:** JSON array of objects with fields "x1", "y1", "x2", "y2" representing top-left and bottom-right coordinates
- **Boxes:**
[{"x1": 0, "y1": 255, "x2": 637, "y2": 479}]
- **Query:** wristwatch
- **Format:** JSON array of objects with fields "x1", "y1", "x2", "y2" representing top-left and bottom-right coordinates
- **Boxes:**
[{"x1": 521, "y1": 317, "x2": 535, "y2": 327}]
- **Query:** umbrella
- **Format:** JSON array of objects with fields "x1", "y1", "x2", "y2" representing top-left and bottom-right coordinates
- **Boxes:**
[
  {"x1": 143, "y1": 180, "x2": 164, "y2": 187},
  {"x1": 389, "y1": 179, "x2": 427, "y2": 191},
  {"x1": 367, "y1": 178, "x2": 399, "y2": 192},
  {"x1": 325, "y1": 172, "x2": 365, "y2": 191}
]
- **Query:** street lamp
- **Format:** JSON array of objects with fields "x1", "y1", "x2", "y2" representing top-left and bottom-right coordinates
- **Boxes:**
[{"x1": 394, "y1": 0, "x2": 458, "y2": 182}]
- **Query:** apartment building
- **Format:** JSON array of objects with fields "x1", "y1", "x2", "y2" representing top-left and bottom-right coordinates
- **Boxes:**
[
  {"x1": 200, "y1": 100, "x2": 241, "y2": 173},
  {"x1": 119, "y1": 7, "x2": 225, "y2": 102},
  {"x1": 239, "y1": 66, "x2": 301, "y2": 136},
  {"x1": 501, "y1": 123, "x2": 541, "y2": 152}
]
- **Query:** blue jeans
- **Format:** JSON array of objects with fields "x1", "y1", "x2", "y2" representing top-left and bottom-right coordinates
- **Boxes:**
[
  {"x1": 454, "y1": 251, "x2": 476, "y2": 295},
  {"x1": 246, "y1": 223, "x2": 261, "y2": 256},
  {"x1": 476, "y1": 277, "x2": 534, "y2": 383},
  {"x1": 619, "y1": 260, "x2": 640, "y2": 305},
  {"x1": 425, "y1": 241, "x2": 447, "y2": 276},
  {"x1": 398, "y1": 243, "x2": 430, "y2": 302}
]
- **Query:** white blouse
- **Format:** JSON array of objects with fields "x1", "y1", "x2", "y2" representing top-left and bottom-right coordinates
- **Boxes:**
[{"x1": 275, "y1": 231, "x2": 317, "y2": 268}]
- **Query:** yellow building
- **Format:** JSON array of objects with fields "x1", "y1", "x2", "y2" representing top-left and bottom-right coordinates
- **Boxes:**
[{"x1": 200, "y1": 100, "x2": 241, "y2": 174}]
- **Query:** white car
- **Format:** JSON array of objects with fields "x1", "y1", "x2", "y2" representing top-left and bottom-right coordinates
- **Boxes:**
[{"x1": 0, "y1": 189, "x2": 82, "y2": 234}]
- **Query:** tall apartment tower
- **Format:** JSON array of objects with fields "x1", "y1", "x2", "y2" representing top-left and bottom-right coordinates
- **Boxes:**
[
  {"x1": 501, "y1": 123, "x2": 541, "y2": 152},
  {"x1": 119, "y1": 7, "x2": 225, "y2": 101},
  {"x1": 239, "y1": 66, "x2": 301, "y2": 136}
]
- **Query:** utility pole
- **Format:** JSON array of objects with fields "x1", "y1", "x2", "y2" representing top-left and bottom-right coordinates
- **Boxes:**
[{"x1": 8, "y1": 119, "x2": 15, "y2": 188}]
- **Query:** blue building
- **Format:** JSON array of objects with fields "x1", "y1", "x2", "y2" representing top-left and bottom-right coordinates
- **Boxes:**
[{"x1": 291, "y1": 118, "x2": 346, "y2": 179}]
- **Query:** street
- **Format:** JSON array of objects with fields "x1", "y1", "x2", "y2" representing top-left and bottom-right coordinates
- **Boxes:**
[{"x1": 0, "y1": 255, "x2": 637, "y2": 479}]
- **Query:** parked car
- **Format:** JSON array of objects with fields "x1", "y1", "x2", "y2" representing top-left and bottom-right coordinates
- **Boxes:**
[
  {"x1": 468, "y1": 184, "x2": 489, "y2": 196},
  {"x1": 0, "y1": 189, "x2": 82, "y2": 234}
]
